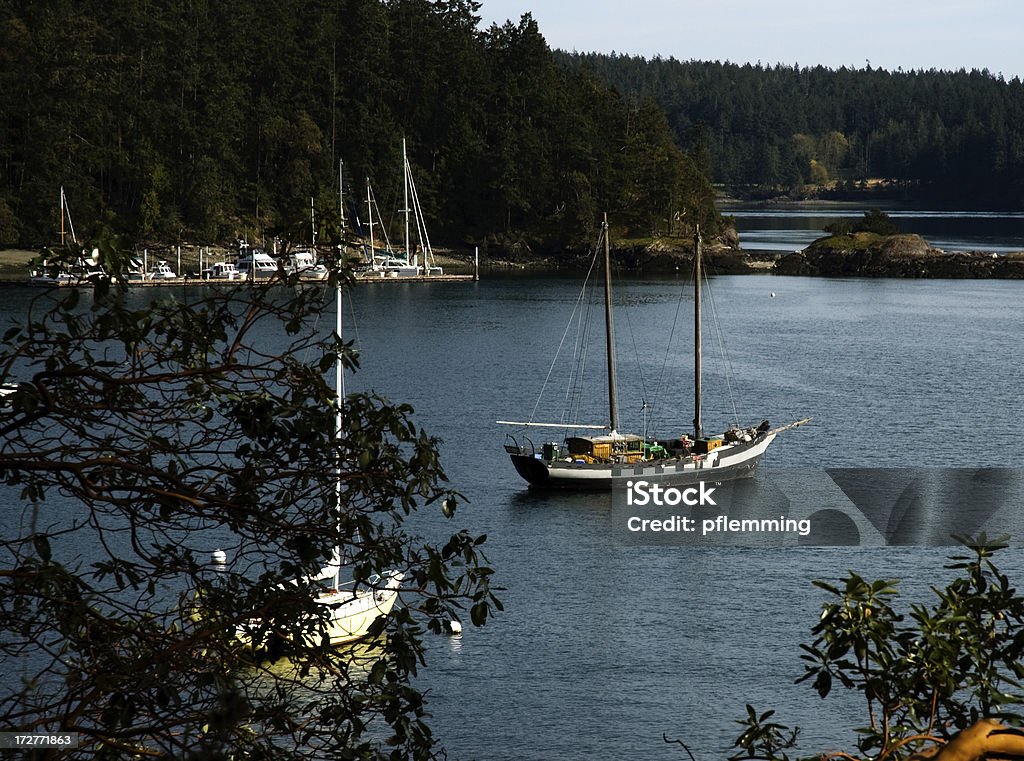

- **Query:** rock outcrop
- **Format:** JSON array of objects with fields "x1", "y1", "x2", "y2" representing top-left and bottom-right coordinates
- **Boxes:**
[{"x1": 775, "y1": 233, "x2": 1024, "y2": 278}]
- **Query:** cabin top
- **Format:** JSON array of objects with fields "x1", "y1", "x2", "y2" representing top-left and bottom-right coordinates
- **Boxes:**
[{"x1": 565, "y1": 434, "x2": 644, "y2": 458}]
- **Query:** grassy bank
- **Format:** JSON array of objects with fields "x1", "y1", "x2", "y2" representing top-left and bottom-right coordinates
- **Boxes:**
[{"x1": 0, "y1": 249, "x2": 38, "y2": 277}]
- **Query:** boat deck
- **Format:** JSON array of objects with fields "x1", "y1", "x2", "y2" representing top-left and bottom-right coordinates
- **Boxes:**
[{"x1": 354, "y1": 272, "x2": 475, "y2": 284}]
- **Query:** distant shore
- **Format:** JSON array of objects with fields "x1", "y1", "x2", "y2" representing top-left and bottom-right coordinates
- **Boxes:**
[
  {"x1": 0, "y1": 249, "x2": 37, "y2": 276},
  {"x1": 604, "y1": 232, "x2": 1024, "y2": 278},
  {"x1": 7, "y1": 235, "x2": 1024, "y2": 280}
]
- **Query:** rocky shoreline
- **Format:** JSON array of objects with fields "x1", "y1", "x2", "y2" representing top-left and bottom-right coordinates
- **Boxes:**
[
  {"x1": 595, "y1": 232, "x2": 1024, "y2": 278},
  {"x1": 774, "y1": 232, "x2": 1024, "y2": 278}
]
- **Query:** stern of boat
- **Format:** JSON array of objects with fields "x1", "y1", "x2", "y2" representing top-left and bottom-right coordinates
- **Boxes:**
[{"x1": 504, "y1": 434, "x2": 555, "y2": 487}]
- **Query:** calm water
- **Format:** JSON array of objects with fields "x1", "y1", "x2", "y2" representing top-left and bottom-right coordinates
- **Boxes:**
[
  {"x1": 723, "y1": 202, "x2": 1024, "y2": 254},
  {"x1": 4, "y1": 274, "x2": 1024, "y2": 758},
  {"x1": 342, "y1": 274, "x2": 1024, "y2": 758}
]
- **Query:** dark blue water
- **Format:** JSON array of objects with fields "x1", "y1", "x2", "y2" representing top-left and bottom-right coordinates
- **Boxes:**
[
  {"x1": 723, "y1": 203, "x2": 1024, "y2": 254},
  {"x1": 4, "y1": 275, "x2": 1024, "y2": 758},
  {"x1": 341, "y1": 274, "x2": 1024, "y2": 759}
]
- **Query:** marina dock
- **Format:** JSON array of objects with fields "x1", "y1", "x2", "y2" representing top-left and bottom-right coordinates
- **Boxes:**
[{"x1": 1, "y1": 272, "x2": 477, "y2": 288}]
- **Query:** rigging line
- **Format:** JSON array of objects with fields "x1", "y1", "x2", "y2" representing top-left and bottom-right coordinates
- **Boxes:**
[
  {"x1": 529, "y1": 236, "x2": 602, "y2": 426},
  {"x1": 648, "y1": 273, "x2": 690, "y2": 435},
  {"x1": 297, "y1": 283, "x2": 330, "y2": 367},
  {"x1": 563, "y1": 228, "x2": 605, "y2": 432},
  {"x1": 702, "y1": 262, "x2": 742, "y2": 426},
  {"x1": 345, "y1": 284, "x2": 363, "y2": 353},
  {"x1": 300, "y1": 283, "x2": 360, "y2": 380},
  {"x1": 569, "y1": 274, "x2": 598, "y2": 428},
  {"x1": 405, "y1": 155, "x2": 434, "y2": 263},
  {"x1": 565, "y1": 255, "x2": 598, "y2": 428},
  {"x1": 622, "y1": 299, "x2": 651, "y2": 435},
  {"x1": 562, "y1": 281, "x2": 589, "y2": 425},
  {"x1": 380, "y1": 181, "x2": 402, "y2": 250},
  {"x1": 367, "y1": 184, "x2": 394, "y2": 252}
]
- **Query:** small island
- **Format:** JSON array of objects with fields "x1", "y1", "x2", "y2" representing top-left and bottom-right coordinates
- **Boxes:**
[
  {"x1": 774, "y1": 209, "x2": 1024, "y2": 278},
  {"x1": 598, "y1": 209, "x2": 1024, "y2": 278}
]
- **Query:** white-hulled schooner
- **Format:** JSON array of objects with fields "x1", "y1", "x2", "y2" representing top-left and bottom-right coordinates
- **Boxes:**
[{"x1": 500, "y1": 215, "x2": 807, "y2": 490}]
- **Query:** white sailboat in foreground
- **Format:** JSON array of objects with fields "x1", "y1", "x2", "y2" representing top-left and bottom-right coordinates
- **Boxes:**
[
  {"x1": 228, "y1": 281, "x2": 403, "y2": 650},
  {"x1": 500, "y1": 215, "x2": 808, "y2": 490},
  {"x1": 306, "y1": 278, "x2": 403, "y2": 645}
]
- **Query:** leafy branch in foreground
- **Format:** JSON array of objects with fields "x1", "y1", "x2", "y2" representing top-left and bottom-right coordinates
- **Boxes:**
[
  {"x1": 0, "y1": 252, "x2": 499, "y2": 759},
  {"x1": 722, "y1": 536, "x2": 1024, "y2": 761}
]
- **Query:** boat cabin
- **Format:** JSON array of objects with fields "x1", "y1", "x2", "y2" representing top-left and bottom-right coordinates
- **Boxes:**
[
  {"x1": 286, "y1": 248, "x2": 329, "y2": 280},
  {"x1": 237, "y1": 249, "x2": 278, "y2": 279},
  {"x1": 203, "y1": 262, "x2": 240, "y2": 280},
  {"x1": 148, "y1": 260, "x2": 177, "y2": 280},
  {"x1": 563, "y1": 433, "x2": 644, "y2": 464}
]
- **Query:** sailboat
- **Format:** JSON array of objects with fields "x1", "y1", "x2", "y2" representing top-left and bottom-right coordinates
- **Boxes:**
[
  {"x1": 360, "y1": 178, "x2": 419, "y2": 276},
  {"x1": 29, "y1": 186, "x2": 104, "y2": 286},
  {"x1": 358, "y1": 140, "x2": 444, "y2": 277},
  {"x1": 282, "y1": 198, "x2": 329, "y2": 281},
  {"x1": 228, "y1": 280, "x2": 403, "y2": 650},
  {"x1": 400, "y1": 139, "x2": 443, "y2": 276},
  {"x1": 500, "y1": 215, "x2": 808, "y2": 490},
  {"x1": 305, "y1": 278, "x2": 404, "y2": 645}
]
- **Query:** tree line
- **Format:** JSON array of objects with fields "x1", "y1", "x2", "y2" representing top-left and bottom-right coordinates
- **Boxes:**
[
  {"x1": 0, "y1": 1, "x2": 717, "y2": 253},
  {"x1": 559, "y1": 53, "x2": 1024, "y2": 206}
]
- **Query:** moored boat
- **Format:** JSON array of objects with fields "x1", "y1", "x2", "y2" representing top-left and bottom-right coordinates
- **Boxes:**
[
  {"x1": 202, "y1": 262, "x2": 241, "y2": 280},
  {"x1": 500, "y1": 215, "x2": 808, "y2": 490},
  {"x1": 211, "y1": 270, "x2": 404, "y2": 652},
  {"x1": 147, "y1": 260, "x2": 178, "y2": 280},
  {"x1": 237, "y1": 244, "x2": 277, "y2": 280},
  {"x1": 284, "y1": 246, "x2": 329, "y2": 281},
  {"x1": 28, "y1": 187, "x2": 107, "y2": 286}
]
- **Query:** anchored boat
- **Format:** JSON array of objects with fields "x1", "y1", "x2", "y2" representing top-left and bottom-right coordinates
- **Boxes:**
[
  {"x1": 500, "y1": 215, "x2": 807, "y2": 490},
  {"x1": 218, "y1": 278, "x2": 404, "y2": 651}
]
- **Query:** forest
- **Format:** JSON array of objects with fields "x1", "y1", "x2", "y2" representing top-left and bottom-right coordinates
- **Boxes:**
[
  {"x1": 0, "y1": 0, "x2": 716, "y2": 252},
  {"x1": 560, "y1": 52, "x2": 1024, "y2": 206},
  {"x1": 6, "y1": 2, "x2": 1023, "y2": 256}
]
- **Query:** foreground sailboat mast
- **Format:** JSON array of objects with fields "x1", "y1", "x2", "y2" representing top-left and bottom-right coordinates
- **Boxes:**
[
  {"x1": 333, "y1": 276, "x2": 344, "y2": 590},
  {"x1": 603, "y1": 213, "x2": 619, "y2": 433},
  {"x1": 338, "y1": 159, "x2": 346, "y2": 229},
  {"x1": 693, "y1": 225, "x2": 703, "y2": 440}
]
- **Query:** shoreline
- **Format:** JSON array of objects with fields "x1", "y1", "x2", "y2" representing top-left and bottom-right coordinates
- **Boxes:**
[{"x1": 8, "y1": 238, "x2": 1024, "y2": 281}]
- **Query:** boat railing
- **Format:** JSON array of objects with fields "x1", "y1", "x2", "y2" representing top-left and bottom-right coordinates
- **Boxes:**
[
  {"x1": 318, "y1": 571, "x2": 396, "y2": 594},
  {"x1": 504, "y1": 433, "x2": 535, "y2": 457}
]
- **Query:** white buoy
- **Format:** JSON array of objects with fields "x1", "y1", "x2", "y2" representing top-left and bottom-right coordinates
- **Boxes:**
[
  {"x1": 445, "y1": 619, "x2": 463, "y2": 635},
  {"x1": 770, "y1": 292, "x2": 776, "y2": 298},
  {"x1": 211, "y1": 549, "x2": 227, "y2": 572}
]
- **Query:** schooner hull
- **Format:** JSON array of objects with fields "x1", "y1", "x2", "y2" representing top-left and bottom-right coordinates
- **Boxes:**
[{"x1": 509, "y1": 433, "x2": 776, "y2": 491}]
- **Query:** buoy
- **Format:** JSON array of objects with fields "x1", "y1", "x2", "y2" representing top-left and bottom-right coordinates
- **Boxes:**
[
  {"x1": 770, "y1": 292, "x2": 776, "y2": 298},
  {"x1": 211, "y1": 549, "x2": 227, "y2": 572},
  {"x1": 445, "y1": 619, "x2": 463, "y2": 635}
]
